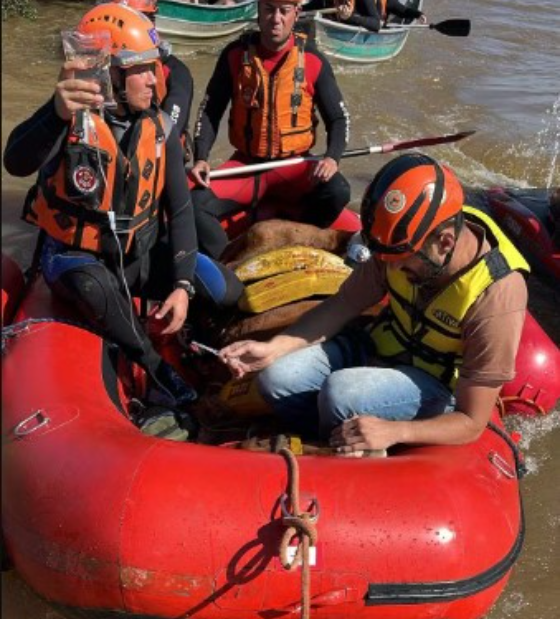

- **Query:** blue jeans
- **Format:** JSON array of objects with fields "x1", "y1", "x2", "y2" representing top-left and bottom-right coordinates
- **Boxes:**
[{"x1": 258, "y1": 332, "x2": 456, "y2": 439}]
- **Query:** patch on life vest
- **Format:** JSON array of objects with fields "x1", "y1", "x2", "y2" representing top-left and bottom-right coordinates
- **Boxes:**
[
  {"x1": 72, "y1": 166, "x2": 98, "y2": 194},
  {"x1": 433, "y1": 308, "x2": 460, "y2": 329},
  {"x1": 384, "y1": 190, "x2": 406, "y2": 214}
]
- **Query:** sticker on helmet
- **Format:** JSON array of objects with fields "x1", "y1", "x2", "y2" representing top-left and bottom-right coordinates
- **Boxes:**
[
  {"x1": 148, "y1": 27, "x2": 160, "y2": 45},
  {"x1": 73, "y1": 166, "x2": 98, "y2": 194},
  {"x1": 384, "y1": 190, "x2": 406, "y2": 214}
]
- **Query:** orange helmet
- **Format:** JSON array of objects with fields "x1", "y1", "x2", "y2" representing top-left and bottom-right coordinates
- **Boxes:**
[
  {"x1": 78, "y1": 3, "x2": 160, "y2": 68},
  {"x1": 110, "y1": 0, "x2": 158, "y2": 14},
  {"x1": 360, "y1": 153, "x2": 464, "y2": 262}
]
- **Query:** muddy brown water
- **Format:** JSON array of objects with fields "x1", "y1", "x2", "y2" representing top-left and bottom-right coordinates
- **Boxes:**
[{"x1": 2, "y1": 0, "x2": 559, "y2": 618}]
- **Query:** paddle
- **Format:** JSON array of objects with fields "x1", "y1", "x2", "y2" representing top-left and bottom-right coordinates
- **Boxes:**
[
  {"x1": 208, "y1": 130, "x2": 475, "y2": 179},
  {"x1": 385, "y1": 19, "x2": 471, "y2": 37},
  {"x1": 239, "y1": 8, "x2": 469, "y2": 37}
]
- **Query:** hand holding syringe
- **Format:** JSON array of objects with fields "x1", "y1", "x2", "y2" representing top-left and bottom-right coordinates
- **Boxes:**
[{"x1": 189, "y1": 340, "x2": 221, "y2": 357}]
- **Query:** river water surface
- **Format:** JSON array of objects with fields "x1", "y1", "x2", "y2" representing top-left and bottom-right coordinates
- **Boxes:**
[{"x1": 2, "y1": 0, "x2": 559, "y2": 618}]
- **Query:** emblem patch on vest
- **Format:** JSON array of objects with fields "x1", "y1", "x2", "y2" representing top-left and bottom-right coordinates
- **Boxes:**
[
  {"x1": 72, "y1": 165, "x2": 98, "y2": 195},
  {"x1": 384, "y1": 190, "x2": 406, "y2": 213},
  {"x1": 433, "y1": 309, "x2": 460, "y2": 329}
]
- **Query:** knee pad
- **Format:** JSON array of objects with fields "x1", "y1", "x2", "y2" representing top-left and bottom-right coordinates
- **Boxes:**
[
  {"x1": 54, "y1": 265, "x2": 116, "y2": 324},
  {"x1": 41, "y1": 238, "x2": 98, "y2": 287},
  {"x1": 194, "y1": 254, "x2": 244, "y2": 307}
]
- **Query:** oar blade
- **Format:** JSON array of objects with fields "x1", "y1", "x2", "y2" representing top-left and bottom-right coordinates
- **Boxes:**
[
  {"x1": 387, "y1": 130, "x2": 476, "y2": 153},
  {"x1": 432, "y1": 19, "x2": 471, "y2": 37}
]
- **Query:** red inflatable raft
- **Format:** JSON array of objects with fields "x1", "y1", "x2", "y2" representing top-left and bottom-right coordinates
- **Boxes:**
[
  {"x1": 2, "y1": 253, "x2": 560, "y2": 620},
  {"x1": 1, "y1": 253, "x2": 25, "y2": 327},
  {"x1": 486, "y1": 187, "x2": 560, "y2": 286}
]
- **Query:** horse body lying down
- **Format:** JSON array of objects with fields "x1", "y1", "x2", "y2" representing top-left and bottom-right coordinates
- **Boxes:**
[{"x1": 223, "y1": 219, "x2": 356, "y2": 265}]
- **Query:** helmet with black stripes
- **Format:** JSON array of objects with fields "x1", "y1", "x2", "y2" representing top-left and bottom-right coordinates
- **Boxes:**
[{"x1": 360, "y1": 153, "x2": 464, "y2": 262}]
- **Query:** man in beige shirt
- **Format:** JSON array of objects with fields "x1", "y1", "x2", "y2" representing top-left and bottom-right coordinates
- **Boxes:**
[{"x1": 220, "y1": 154, "x2": 529, "y2": 453}]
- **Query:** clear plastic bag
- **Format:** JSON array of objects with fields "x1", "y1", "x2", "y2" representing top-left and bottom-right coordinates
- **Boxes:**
[{"x1": 61, "y1": 30, "x2": 116, "y2": 109}]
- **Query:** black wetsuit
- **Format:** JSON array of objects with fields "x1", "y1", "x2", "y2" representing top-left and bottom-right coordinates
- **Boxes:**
[{"x1": 160, "y1": 48, "x2": 195, "y2": 159}]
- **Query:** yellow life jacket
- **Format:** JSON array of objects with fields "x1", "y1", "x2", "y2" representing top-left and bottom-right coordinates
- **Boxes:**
[
  {"x1": 23, "y1": 108, "x2": 171, "y2": 255},
  {"x1": 228, "y1": 33, "x2": 317, "y2": 159},
  {"x1": 369, "y1": 206, "x2": 530, "y2": 389}
]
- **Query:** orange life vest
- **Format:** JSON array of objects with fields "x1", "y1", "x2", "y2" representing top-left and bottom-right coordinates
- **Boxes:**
[
  {"x1": 228, "y1": 33, "x2": 317, "y2": 159},
  {"x1": 23, "y1": 108, "x2": 170, "y2": 255}
]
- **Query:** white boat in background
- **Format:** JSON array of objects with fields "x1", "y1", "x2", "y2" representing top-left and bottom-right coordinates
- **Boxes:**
[{"x1": 156, "y1": 0, "x2": 257, "y2": 41}]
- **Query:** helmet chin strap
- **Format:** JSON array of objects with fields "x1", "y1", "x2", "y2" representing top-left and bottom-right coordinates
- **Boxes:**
[
  {"x1": 415, "y1": 217, "x2": 463, "y2": 286},
  {"x1": 415, "y1": 245, "x2": 455, "y2": 286}
]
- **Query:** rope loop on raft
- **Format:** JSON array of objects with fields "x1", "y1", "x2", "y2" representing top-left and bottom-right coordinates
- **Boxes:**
[
  {"x1": 487, "y1": 420, "x2": 528, "y2": 479},
  {"x1": 276, "y1": 439, "x2": 319, "y2": 619}
]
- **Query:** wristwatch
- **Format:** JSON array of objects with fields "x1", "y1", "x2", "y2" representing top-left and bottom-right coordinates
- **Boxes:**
[{"x1": 174, "y1": 279, "x2": 196, "y2": 300}]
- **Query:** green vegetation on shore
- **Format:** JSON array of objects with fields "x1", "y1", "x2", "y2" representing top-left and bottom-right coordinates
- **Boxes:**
[{"x1": 2, "y1": 0, "x2": 37, "y2": 20}]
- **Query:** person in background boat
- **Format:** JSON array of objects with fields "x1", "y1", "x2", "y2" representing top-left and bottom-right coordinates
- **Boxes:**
[
  {"x1": 3, "y1": 3, "x2": 243, "y2": 412},
  {"x1": 304, "y1": 0, "x2": 426, "y2": 32},
  {"x1": 109, "y1": 0, "x2": 195, "y2": 162},
  {"x1": 220, "y1": 154, "x2": 530, "y2": 452},
  {"x1": 190, "y1": 0, "x2": 351, "y2": 260}
]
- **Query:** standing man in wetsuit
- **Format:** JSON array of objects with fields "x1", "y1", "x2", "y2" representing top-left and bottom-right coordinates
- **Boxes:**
[{"x1": 190, "y1": 0, "x2": 351, "y2": 260}]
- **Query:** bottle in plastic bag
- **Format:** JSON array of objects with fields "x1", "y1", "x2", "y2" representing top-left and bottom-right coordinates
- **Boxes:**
[{"x1": 61, "y1": 29, "x2": 116, "y2": 109}]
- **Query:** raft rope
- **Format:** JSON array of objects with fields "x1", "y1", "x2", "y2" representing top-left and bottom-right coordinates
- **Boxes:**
[
  {"x1": 276, "y1": 440, "x2": 319, "y2": 619},
  {"x1": 487, "y1": 420, "x2": 528, "y2": 479},
  {"x1": 1, "y1": 316, "x2": 109, "y2": 356}
]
